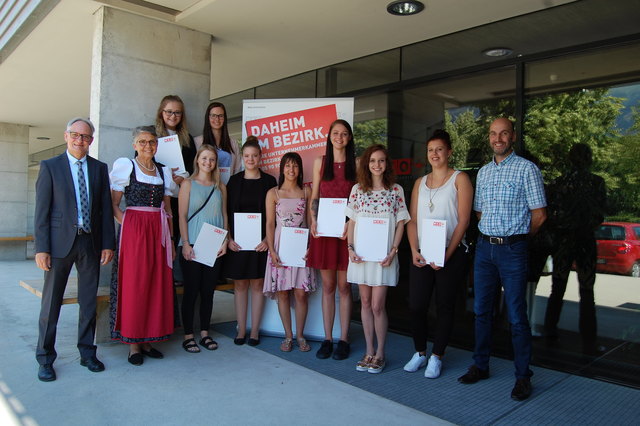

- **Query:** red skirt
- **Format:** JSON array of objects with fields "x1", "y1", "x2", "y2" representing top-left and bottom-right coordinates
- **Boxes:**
[
  {"x1": 114, "y1": 209, "x2": 173, "y2": 342},
  {"x1": 306, "y1": 235, "x2": 349, "y2": 271}
]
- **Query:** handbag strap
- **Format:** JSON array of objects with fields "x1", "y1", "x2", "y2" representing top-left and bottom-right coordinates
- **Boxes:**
[{"x1": 187, "y1": 185, "x2": 216, "y2": 222}]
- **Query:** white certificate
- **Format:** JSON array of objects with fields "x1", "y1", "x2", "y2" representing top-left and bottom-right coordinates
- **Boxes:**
[
  {"x1": 420, "y1": 219, "x2": 447, "y2": 267},
  {"x1": 155, "y1": 135, "x2": 188, "y2": 177},
  {"x1": 192, "y1": 223, "x2": 228, "y2": 267},
  {"x1": 317, "y1": 198, "x2": 347, "y2": 237},
  {"x1": 279, "y1": 227, "x2": 309, "y2": 268},
  {"x1": 234, "y1": 213, "x2": 262, "y2": 250},
  {"x1": 355, "y1": 217, "x2": 390, "y2": 262},
  {"x1": 219, "y1": 167, "x2": 231, "y2": 185}
]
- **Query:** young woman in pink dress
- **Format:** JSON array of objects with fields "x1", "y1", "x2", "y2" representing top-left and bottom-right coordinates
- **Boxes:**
[{"x1": 264, "y1": 153, "x2": 316, "y2": 352}]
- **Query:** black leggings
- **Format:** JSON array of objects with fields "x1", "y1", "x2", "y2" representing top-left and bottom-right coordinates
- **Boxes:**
[
  {"x1": 180, "y1": 249, "x2": 222, "y2": 335},
  {"x1": 408, "y1": 245, "x2": 468, "y2": 356}
]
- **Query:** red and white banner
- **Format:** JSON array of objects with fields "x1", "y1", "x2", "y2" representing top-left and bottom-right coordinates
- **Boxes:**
[{"x1": 242, "y1": 98, "x2": 354, "y2": 184}]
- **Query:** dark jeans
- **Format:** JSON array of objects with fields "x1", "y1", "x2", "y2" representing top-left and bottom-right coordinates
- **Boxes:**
[
  {"x1": 408, "y1": 245, "x2": 468, "y2": 356},
  {"x1": 473, "y1": 237, "x2": 532, "y2": 379},
  {"x1": 180, "y1": 249, "x2": 221, "y2": 335},
  {"x1": 544, "y1": 233, "x2": 597, "y2": 345}
]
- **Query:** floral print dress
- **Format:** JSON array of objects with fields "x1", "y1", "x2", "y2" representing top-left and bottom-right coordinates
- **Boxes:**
[
  {"x1": 345, "y1": 183, "x2": 410, "y2": 286},
  {"x1": 263, "y1": 193, "x2": 316, "y2": 299}
]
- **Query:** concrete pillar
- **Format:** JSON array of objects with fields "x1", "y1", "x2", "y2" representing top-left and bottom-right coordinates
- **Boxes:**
[
  {"x1": 89, "y1": 6, "x2": 212, "y2": 167},
  {"x1": 0, "y1": 122, "x2": 29, "y2": 260}
]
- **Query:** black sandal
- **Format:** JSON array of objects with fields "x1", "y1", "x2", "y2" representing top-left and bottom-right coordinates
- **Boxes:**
[
  {"x1": 182, "y1": 338, "x2": 200, "y2": 353},
  {"x1": 199, "y1": 336, "x2": 218, "y2": 351}
]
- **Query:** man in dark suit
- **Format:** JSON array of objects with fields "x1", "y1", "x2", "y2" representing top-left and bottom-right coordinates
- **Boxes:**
[{"x1": 34, "y1": 117, "x2": 115, "y2": 382}]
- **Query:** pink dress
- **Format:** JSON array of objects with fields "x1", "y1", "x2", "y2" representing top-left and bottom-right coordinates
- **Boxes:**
[{"x1": 263, "y1": 192, "x2": 316, "y2": 298}]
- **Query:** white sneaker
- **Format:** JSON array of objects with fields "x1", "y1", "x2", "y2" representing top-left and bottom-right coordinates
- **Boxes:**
[
  {"x1": 403, "y1": 352, "x2": 427, "y2": 372},
  {"x1": 424, "y1": 354, "x2": 442, "y2": 379}
]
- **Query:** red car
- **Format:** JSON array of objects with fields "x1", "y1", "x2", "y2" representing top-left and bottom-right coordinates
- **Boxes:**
[{"x1": 595, "y1": 222, "x2": 640, "y2": 277}]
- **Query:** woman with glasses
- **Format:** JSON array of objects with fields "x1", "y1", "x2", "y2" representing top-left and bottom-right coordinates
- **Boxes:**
[
  {"x1": 109, "y1": 126, "x2": 178, "y2": 366},
  {"x1": 194, "y1": 102, "x2": 241, "y2": 185}
]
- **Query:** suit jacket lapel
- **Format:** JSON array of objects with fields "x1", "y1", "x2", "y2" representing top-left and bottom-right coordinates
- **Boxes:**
[{"x1": 59, "y1": 153, "x2": 77, "y2": 201}]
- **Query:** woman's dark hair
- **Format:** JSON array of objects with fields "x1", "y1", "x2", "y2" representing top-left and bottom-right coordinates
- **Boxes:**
[
  {"x1": 358, "y1": 144, "x2": 395, "y2": 192},
  {"x1": 242, "y1": 135, "x2": 262, "y2": 154},
  {"x1": 278, "y1": 152, "x2": 304, "y2": 190},
  {"x1": 322, "y1": 119, "x2": 356, "y2": 182},
  {"x1": 427, "y1": 129, "x2": 452, "y2": 149},
  {"x1": 202, "y1": 102, "x2": 233, "y2": 153}
]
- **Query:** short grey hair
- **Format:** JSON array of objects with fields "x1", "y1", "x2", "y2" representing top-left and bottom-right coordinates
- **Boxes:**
[
  {"x1": 132, "y1": 125, "x2": 157, "y2": 140},
  {"x1": 66, "y1": 117, "x2": 95, "y2": 134}
]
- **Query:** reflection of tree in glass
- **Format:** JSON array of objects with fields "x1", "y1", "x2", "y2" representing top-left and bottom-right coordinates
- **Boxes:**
[{"x1": 354, "y1": 119, "x2": 387, "y2": 156}]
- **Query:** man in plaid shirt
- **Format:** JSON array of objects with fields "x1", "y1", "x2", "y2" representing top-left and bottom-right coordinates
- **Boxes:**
[{"x1": 458, "y1": 118, "x2": 547, "y2": 401}]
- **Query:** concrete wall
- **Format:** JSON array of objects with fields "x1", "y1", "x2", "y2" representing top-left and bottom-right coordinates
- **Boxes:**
[
  {"x1": 0, "y1": 122, "x2": 29, "y2": 260},
  {"x1": 89, "y1": 6, "x2": 212, "y2": 167}
]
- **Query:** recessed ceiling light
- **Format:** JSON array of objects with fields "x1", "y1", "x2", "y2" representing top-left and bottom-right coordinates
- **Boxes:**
[
  {"x1": 36, "y1": 137, "x2": 50, "y2": 140},
  {"x1": 387, "y1": 1, "x2": 425, "y2": 16},
  {"x1": 482, "y1": 47, "x2": 513, "y2": 57}
]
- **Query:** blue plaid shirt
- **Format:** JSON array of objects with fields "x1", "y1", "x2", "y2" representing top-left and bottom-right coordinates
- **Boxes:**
[{"x1": 474, "y1": 151, "x2": 546, "y2": 236}]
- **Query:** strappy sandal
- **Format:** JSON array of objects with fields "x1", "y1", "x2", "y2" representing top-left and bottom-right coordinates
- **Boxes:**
[
  {"x1": 182, "y1": 338, "x2": 200, "y2": 353},
  {"x1": 280, "y1": 338, "x2": 293, "y2": 352},
  {"x1": 199, "y1": 336, "x2": 218, "y2": 351},
  {"x1": 368, "y1": 357, "x2": 386, "y2": 374},
  {"x1": 297, "y1": 337, "x2": 311, "y2": 352},
  {"x1": 356, "y1": 354, "x2": 374, "y2": 372}
]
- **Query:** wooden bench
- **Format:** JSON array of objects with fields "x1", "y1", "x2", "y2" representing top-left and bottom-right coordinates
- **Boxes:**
[
  {"x1": 0, "y1": 235, "x2": 34, "y2": 241},
  {"x1": 20, "y1": 278, "x2": 234, "y2": 343}
]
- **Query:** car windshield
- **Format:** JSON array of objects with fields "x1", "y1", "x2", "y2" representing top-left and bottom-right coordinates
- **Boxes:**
[{"x1": 595, "y1": 225, "x2": 625, "y2": 240}]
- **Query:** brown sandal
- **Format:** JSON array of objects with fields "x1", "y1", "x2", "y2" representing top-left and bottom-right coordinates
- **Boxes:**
[
  {"x1": 297, "y1": 337, "x2": 311, "y2": 352},
  {"x1": 356, "y1": 354, "x2": 374, "y2": 372},
  {"x1": 280, "y1": 338, "x2": 293, "y2": 352}
]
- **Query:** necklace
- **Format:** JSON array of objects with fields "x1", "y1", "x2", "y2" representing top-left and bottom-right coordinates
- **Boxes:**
[
  {"x1": 135, "y1": 157, "x2": 156, "y2": 172},
  {"x1": 427, "y1": 172, "x2": 448, "y2": 213}
]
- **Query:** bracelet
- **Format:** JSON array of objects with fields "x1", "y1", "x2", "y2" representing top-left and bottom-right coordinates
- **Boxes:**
[
  {"x1": 347, "y1": 244, "x2": 354, "y2": 250},
  {"x1": 391, "y1": 246, "x2": 398, "y2": 253}
]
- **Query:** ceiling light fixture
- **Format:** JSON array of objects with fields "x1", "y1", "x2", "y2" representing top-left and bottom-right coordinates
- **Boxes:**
[
  {"x1": 387, "y1": 1, "x2": 425, "y2": 16},
  {"x1": 482, "y1": 47, "x2": 513, "y2": 57}
]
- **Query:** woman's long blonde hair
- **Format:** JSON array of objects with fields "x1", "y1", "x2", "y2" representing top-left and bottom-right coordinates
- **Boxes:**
[
  {"x1": 191, "y1": 144, "x2": 220, "y2": 186},
  {"x1": 155, "y1": 95, "x2": 191, "y2": 148}
]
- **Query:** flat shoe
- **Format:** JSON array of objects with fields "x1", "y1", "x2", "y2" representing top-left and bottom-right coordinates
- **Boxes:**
[
  {"x1": 316, "y1": 340, "x2": 333, "y2": 359},
  {"x1": 199, "y1": 336, "x2": 218, "y2": 351},
  {"x1": 234, "y1": 336, "x2": 246, "y2": 345},
  {"x1": 128, "y1": 352, "x2": 143, "y2": 366},
  {"x1": 297, "y1": 337, "x2": 311, "y2": 352},
  {"x1": 280, "y1": 338, "x2": 293, "y2": 352},
  {"x1": 38, "y1": 364, "x2": 56, "y2": 382},
  {"x1": 80, "y1": 356, "x2": 105, "y2": 372},
  {"x1": 248, "y1": 338, "x2": 260, "y2": 347},
  {"x1": 182, "y1": 338, "x2": 200, "y2": 353},
  {"x1": 141, "y1": 347, "x2": 164, "y2": 359},
  {"x1": 332, "y1": 340, "x2": 350, "y2": 360}
]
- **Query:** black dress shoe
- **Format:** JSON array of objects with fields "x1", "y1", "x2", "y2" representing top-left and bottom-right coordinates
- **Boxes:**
[
  {"x1": 511, "y1": 377, "x2": 532, "y2": 401},
  {"x1": 316, "y1": 340, "x2": 333, "y2": 359},
  {"x1": 332, "y1": 340, "x2": 350, "y2": 360},
  {"x1": 234, "y1": 336, "x2": 246, "y2": 345},
  {"x1": 141, "y1": 347, "x2": 164, "y2": 359},
  {"x1": 247, "y1": 338, "x2": 260, "y2": 347},
  {"x1": 128, "y1": 352, "x2": 144, "y2": 366},
  {"x1": 458, "y1": 365, "x2": 490, "y2": 384},
  {"x1": 38, "y1": 364, "x2": 56, "y2": 382},
  {"x1": 80, "y1": 356, "x2": 105, "y2": 372}
]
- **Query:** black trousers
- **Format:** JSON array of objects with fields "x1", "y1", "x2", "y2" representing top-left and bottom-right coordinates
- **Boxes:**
[
  {"x1": 408, "y1": 245, "x2": 468, "y2": 356},
  {"x1": 544, "y1": 233, "x2": 597, "y2": 345},
  {"x1": 179, "y1": 250, "x2": 222, "y2": 335},
  {"x1": 36, "y1": 233, "x2": 99, "y2": 365}
]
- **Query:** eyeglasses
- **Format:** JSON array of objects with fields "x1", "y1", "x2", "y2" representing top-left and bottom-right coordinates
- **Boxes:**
[
  {"x1": 67, "y1": 131, "x2": 93, "y2": 143},
  {"x1": 136, "y1": 139, "x2": 158, "y2": 147},
  {"x1": 162, "y1": 110, "x2": 183, "y2": 117},
  {"x1": 209, "y1": 113, "x2": 225, "y2": 120}
]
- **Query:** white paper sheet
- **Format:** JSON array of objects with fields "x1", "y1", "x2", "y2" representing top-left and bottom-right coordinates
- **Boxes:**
[
  {"x1": 355, "y1": 217, "x2": 390, "y2": 262},
  {"x1": 279, "y1": 227, "x2": 309, "y2": 267},
  {"x1": 234, "y1": 213, "x2": 262, "y2": 250},
  {"x1": 155, "y1": 135, "x2": 187, "y2": 177},
  {"x1": 317, "y1": 198, "x2": 347, "y2": 237},
  {"x1": 192, "y1": 223, "x2": 228, "y2": 267},
  {"x1": 219, "y1": 166, "x2": 231, "y2": 185},
  {"x1": 420, "y1": 219, "x2": 447, "y2": 267}
]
